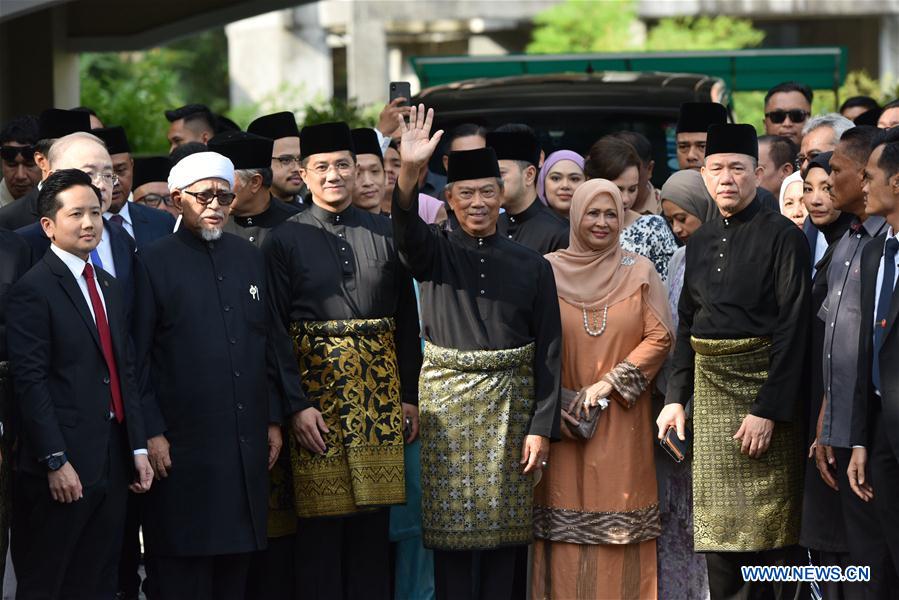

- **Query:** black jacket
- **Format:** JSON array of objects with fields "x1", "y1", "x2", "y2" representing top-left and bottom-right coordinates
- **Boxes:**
[
  {"x1": 128, "y1": 202, "x2": 175, "y2": 248},
  {"x1": 851, "y1": 234, "x2": 899, "y2": 458},
  {"x1": 133, "y1": 227, "x2": 284, "y2": 556},
  {"x1": 0, "y1": 188, "x2": 39, "y2": 231},
  {"x1": 6, "y1": 249, "x2": 146, "y2": 486}
]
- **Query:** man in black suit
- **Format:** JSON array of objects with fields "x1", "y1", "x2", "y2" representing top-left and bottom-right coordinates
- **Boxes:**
[
  {"x1": 14, "y1": 132, "x2": 137, "y2": 313},
  {"x1": 0, "y1": 109, "x2": 92, "y2": 231},
  {"x1": 6, "y1": 169, "x2": 153, "y2": 599},
  {"x1": 94, "y1": 126, "x2": 176, "y2": 247},
  {"x1": 848, "y1": 130, "x2": 899, "y2": 582}
]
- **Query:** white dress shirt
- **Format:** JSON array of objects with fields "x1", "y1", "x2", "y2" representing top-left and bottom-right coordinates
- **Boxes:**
[
  {"x1": 94, "y1": 222, "x2": 117, "y2": 277},
  {"x1": 49, "y1": 243, "x2": 146, "y2": 455},
  {"x1": 873, "y1": 228, "x2": 899, "y2": 332},
  {"x1": 104, "y1": 195, "x2": 135, "y2": 238}
]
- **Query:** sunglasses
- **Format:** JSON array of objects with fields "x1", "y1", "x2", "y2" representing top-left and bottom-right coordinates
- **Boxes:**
[
  {"x1": 135, "y1": 193, "x2": 173, "y2": 208},
  {"x1": 182, "y1": 189, "x2": 236, "y2": 206},
  {"x1": 765, "y1": 110, "x2": 810, "y2": 124},
  {"x1": 0, "y1": 145, "x2": 36, "y2": 164}
]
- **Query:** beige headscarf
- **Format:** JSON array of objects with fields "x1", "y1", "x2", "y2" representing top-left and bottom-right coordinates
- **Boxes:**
[{"x1": 545, "y1": 179, "x2": 673, "y2": 338}]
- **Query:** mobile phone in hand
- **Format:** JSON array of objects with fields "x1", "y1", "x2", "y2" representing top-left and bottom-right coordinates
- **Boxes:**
[
  {"x1": 660, "y1": 427, "x2": 691, "y2": 463},
  {"x1": 389, "y1": 81, "x2": 412, "y2": 106}
]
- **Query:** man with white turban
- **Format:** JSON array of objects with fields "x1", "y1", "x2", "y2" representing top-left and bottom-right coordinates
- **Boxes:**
[{"x1": 131, "y1": 152, "x2": 294, "y2": 600}]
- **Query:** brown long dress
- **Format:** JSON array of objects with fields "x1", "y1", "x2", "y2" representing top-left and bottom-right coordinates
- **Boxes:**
[{"x1": 532, "y1": 291, "x2": 671, "y2": 600}]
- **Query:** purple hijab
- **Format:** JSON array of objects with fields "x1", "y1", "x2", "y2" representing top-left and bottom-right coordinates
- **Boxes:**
[{"x1": 536, "y1": 150, "x2": 585, "y2": 205}]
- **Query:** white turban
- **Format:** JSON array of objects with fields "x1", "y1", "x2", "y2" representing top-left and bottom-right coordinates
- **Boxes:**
[{"x1": 167, "y1": 151, "x2": 235, "y2": 192}]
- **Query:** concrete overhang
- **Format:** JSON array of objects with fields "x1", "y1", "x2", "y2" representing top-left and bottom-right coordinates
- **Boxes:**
[{"x1": 1, "y1": 0, "x2": 312, "y2": 51}]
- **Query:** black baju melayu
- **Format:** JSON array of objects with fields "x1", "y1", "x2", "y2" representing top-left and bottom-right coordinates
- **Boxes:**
[
  {"x1": 392, "y1": 185, "x2": 562, "y2": 600},
  {"x1": 667, "y1": 196, "x2": 811, "y2": 598},
  {"x1": 264, "y1": 201, "x2": 421, "y2": 600},
  {"x1": 133, "y1": 227, "x2": 285, "y2": 600},
  {"x1": 497, "y1": 198, "x2": 569, "y2": 255},
  {"x1": 223, "y1": 195, "x2": 302, "y2": 248}
]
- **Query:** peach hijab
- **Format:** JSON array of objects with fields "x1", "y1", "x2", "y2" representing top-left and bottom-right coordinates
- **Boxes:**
[{"x1": 544, "y1": 179, "x2": 673, "y2": 336}]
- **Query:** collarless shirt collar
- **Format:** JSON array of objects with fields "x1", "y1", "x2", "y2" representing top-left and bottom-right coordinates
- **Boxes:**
[
  {"x1": 176, "y1": 224, "x2": 220, "y2": 251},
  {"x1": 718, "y1": 196, "x2": 761, "y2": 227},
  {"x1": 450, "y1": 225, "x2": 500, "y2": 249},
  {"x1": 507, "y1": 197, "x2": 542, "y2": 223},
  {"x1": 308, "y1": 200, "x2": 355, "y2": 225},
  {"x1": 50, "y1": 243, "x2": 92, "y2": 279}
]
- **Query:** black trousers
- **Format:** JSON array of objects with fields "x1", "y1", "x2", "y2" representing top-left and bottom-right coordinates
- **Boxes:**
[
  {"x1": 433, "y1": 546, "x2": 519, "y2": 600},
  {"x1": 245, "y1": 535, "x2": 294, "y2": 600},
  {"x1": 293, "y1": 509, "x2": 390, "y2": 600},
  {"x1": 117, "y1": 492, "x2": 145, "y2": 598},
  {"x1": 11, "y1": 423, "x2": 129, "y2": 600},
  {"x1": 705, "y1": 546, "x2": 806, "y2": 600},
  {"x1": 149, "y1": 552, "x2": 252, "y2": 600},
  {"x1": 868, "y1": 416, "x2": 899, "y2": 582},
  {"x1": 833, "y1": 445, "x2": 899, "y2": 599}
]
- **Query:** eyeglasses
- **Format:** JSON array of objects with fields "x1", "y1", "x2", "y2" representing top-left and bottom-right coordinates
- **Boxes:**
[
  {"x1": 765, "y1": 110, "x2": 810, "y2": 124},
  {"x1": 135, "y1": 193, "x2": 173, "y2": 208},
  {"x1": 0, "y1": 145, "x2": 36, "y2": 165},
  {"x1": 272, "y1": 155, "x2": 302, "y2": 167},
  {"x1": 88, "y1": 172, "x2": 118, "y2": 186},
  {"x1": 182, "y1": 189, "x2": 236, "y2": 206}
]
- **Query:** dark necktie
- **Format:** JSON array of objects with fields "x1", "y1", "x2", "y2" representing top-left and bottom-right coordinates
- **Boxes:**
[
  {"x1": 83, "y1": 263, "x2": 124, "y2": 423},
  {"x1": 872, "y1": 237, "x2": 899, "y2": 391},
  {"x1": 109, "y1": 214, "x2": 125, "y2": 227}
]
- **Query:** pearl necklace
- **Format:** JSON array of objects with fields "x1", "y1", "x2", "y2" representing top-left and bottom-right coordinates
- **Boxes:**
[{"x1": 582, "y1": 304, "x2": 608, "y2": 336}]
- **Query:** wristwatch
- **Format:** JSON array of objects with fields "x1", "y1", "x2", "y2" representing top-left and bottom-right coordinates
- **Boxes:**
[{"x1": 45, "y1": 453, "x2": 67, "y2": 471}]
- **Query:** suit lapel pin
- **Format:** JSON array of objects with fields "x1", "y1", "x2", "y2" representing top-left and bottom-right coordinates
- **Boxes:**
[{"x1": 249, "y1": 284, "x2": 259, "y2": 301}]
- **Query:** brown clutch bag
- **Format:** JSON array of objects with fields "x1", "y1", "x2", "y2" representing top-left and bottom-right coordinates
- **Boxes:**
[{"x1": 560, "y1": 387, "x2": 602, "y2": 440}]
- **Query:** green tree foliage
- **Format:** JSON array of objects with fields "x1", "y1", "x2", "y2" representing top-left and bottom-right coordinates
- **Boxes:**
[
  {"x1": 526, "y1": 0, "x2": 640, "y2": 54},
  {"x1": 645, "y1": 16, "x2": 764, "y2": 51},
  {"x1": 733, "y1": 70, "x2": 899, "y2": 135},
  {"x1": 81, "y1": 29, "x2": 231, "y2": 154},
  {"x1": 81, "y1": 51, "x2": 183, "y2": 154},
  {"x1": 527, "y1": 0, "x2": 763, "y2": 54},
  {"x1": 81, "y1": 30, "x2": 377, "y2": 154}
]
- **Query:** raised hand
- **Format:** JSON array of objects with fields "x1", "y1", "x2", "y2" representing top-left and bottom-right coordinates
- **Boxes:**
[{"x1": 397, "y1": 104, "x2": 444, "y2": 171}]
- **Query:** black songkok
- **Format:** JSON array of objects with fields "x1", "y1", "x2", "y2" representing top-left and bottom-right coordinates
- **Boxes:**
[
  {"x1": 299, "y1": 122, "x2": 354, "y2": 160},
  {"x1": 207, "y1": 131, "x2": 273, "y2": 170},
  {"x1": 247, "y1": 112, "x2": 300, "y2": 140},
  {"x1": 854, "y1": 108, "x2": 882, "y2": 127},
  {"x1": 164, "y1": 103, "x2": 213, "y2": 124},
  {"x1": 804, "y1": 151, "x2": 833, "y2": 177},
  {"x1": 350, "y1": 128, "x2": 383, "y2": 158},
  {"x1": 486, "y1": 130, "x2": 541, "y2": 166},
  {"x1": 93, "y1": 126, "x2": 131, "y2": 155},
  {"x1": 132, "y1": 157, "x2": 172, "y2": 189},
  {"x1": 705, "y1": 124, "x2": 759, "y2": 160},
  {"x1": 38, "y1": 109, "x2": 91, "y2": 140},
  {"x1": 676, "y1": 102, "x2": 728, "y2": 134},
  {"x1": 446, "y1": 148, "x2": 501, "y2": 183}
]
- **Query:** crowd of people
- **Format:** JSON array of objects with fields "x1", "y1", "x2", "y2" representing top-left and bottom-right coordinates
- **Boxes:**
[{"x1": 0, "y1": 80, "x2": 897, "y2": 600}]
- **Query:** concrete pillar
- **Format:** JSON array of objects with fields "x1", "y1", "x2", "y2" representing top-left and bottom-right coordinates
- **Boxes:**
[
  {"x1": 880, "y1": 14, "x2": 899, "y2": 85},
  {"x1": 51, "y1": 6, "x2": 79, "y2": 109},
  {"x1": 346, "y1": 8, "x2": 388, "y2": 105},
  {"x1": 226, "y1": 5, "x2": 332, "y2": 111}
]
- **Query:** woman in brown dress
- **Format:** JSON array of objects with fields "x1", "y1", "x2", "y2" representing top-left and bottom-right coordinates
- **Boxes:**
[{"x1": 533, "y1": 179, "x2": 673, "y2": 600}]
